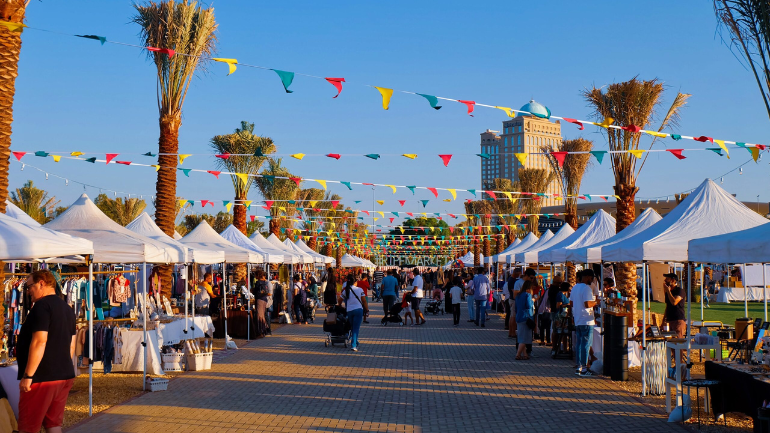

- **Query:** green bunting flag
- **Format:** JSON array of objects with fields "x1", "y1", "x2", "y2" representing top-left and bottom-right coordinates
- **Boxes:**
[
  {"x1": 143, "y1": 152, "x2": 156, "y2": 157},
  {"x1": 392, "y1": 212, "x2": 399, "y2": 217},
  {"x1": 179, "y1": 168, "x2": 191, "y2": 177},
  {"x1": 590, "y1": 151, "x2": 606, "y2": 164},
  {"x1": 420, "y1": 200, "x2": 429, "y2": 207},
  {"x1": 476, "y1": 153, "x2": 491, "y2": 159},
  {"x1": 341, "y1": 181, "x2": 352, "y2": 190},
  {"x1": 364, "y1": 154, "x2": 380, "y2": 160},
  {"x1": 263, "y1": 175, "x2": 275, "y2": 183},
  {"x1": 272, "y1": 69, "x2": 295, "y2": 93},
  {"x1": 584, "y1": 194, "x2": 592, "y2": 201},
  {"x1": 35, "y1": 151, "x2": 49, "y2": 157},
  {"x1": 354, "y1": 200, "x2": 361, "y2": 204},
  {"x1": 76, "y1": 34, "x2": 106, "y2": 45},
  {"x1": 254, "y1": 148, "x2": 264, "y2": 157},
  {"x1": 85, "y1": 157, "x2": 96, "y2": 163},
  {"x1": 416, "y1": 93, "x2": 442, "y2": 110},
  {"x1": 223, "y1": 200, "x2": 230, "y2": 208},
  {"x1": 735, "y1": 142, "x2": 747, "y2": 148},
  {"x1": 468, "y1": 189, "x2": 476, "y2": 197},
  {"x1": 288, "y1": 200, "x2": 295, "y2": 204},
  {"x1": 407, "y1": 186, "x2": 416, "y2": 194},
  {"x1": 187, "y1": 200, "x2": 195, "y2": 206},
  {"x1": 670, "y1": 134, "x2": 682, "y2": 141},
  {"x1": 707, "y1": 148, "x2": 723, "y2": 156}
]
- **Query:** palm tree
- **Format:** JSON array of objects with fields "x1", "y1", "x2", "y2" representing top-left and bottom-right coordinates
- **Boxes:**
[
  {"x1": 10, "y1": 180, "x2": 59, "y2": 224},
  {"x1": 488, "y1": 178, "x2": 524, "y2": 244},
  {"x1": 95, "y1": 194, "x2": 148, "y2": 226},
  {"x1": 0, "y1": 0, "x2": 28, "y2": 216},
  {"x1": 210, "y1": 121, "x2": 275, "y2": 235},
  {"x1": 179, "y1": 212, "x2": 232, "y2": 234},
  {"x1": 584, "y1": 77, "x2": 689, "y2": 303},
  {"x1": 464, "y1": 200, "x2": 492, "y2": 267},
  {"x1": 542, "y1": 138, "x2": 593, "y2": 229},
  {"x1": 518, "y1": 168, "x2": 554, "y2": 236},
  {"x1": 254, "y1": 158, "x2": 299, "y2": 237}
]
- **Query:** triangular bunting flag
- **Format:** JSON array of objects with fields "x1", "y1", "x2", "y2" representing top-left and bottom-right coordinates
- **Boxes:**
[
  {"x1": 596, "y1": 117, "x2": 614, "y2": 128},
  {"x1": 223, "y1": 201, "x2": 232, "y2": 212},
  {"x1": 514, "y1": 153, "x2": 527, "y2": 166},
  {"x1": 365, "y1": 154, "x2": 380, "y2": 160},
  {"x1": 289, "y1": 177, "x2": 302, "y2": 186},
  {"x1": 215, "y1": 153, "x2": 230, "y2": 159},
  {"x1": 325, "y1": 77, "x2": 345, "y2": 98},
  {"x1": 628, "y1": 149, "x2": 644, "y2": 159},
  {"x1": 179, "y1": 168, "x2": 191, "y2": 177},
  {"x1": 12, "y1": 151, "x2": 25, "y2": 161},
  {"x1": 52, "y1": 155, "x2": 62, "y2": 162},
  {"x1": 667, "y1": 149, "x2": 686, "y2": 160},
  {"x1": 70, "y1": 151, "x2": 83, "y2": 157},
  {"x1": 448, "y1": 189, "x2": 456, "y2": 200},
  {"x1": 457, "y1": 100, "x2": 475, "y2": 116},
  {"x1": 714, "y1": 139, "x2": 730, "y2": 158},
  {"x1": 386, "y1": 185, "x2": 397, "y2": 194},
  {"x1": 207, "y1": 170, "x2": 221, "y2": 178},
  {"x1": 85, "y1": 157, "x2": 96, "y2": 163},
  {"x1": 406, "y1": 186, "x2": 416, "y2": 194},
  {"x1": 551, "y1": 151, "x2": 567, "y2": 167},
  {"x1": 402, "y1": 154, "x2": 417, "y2": 159},
  {"x1": 316, "y1": 180, "x2": 327, "y2": 190},
  {"x1": 374, "y1": 86, "x2": 393, "y2": 110},
  {"x1": 438, "y1": 154, "x2": 452, "y2": 167},
  {"x1": 291, "y1": 153, "x2": 305, "y2": 160},
  {"x1": 341, "y1": 181, "x2": 352, "y2": 190},
  {"x1": 468, "y1": 189, "x2": 476, "y2": 197},
  {"x1": 476, "y1": 153, "x2": 491, "y2": 160},
  {"x1": 562, "y1": 118, "x2": 584, "y2": 130},
  {"x1": 235, "y1": 173, "x2": 250, "y2": 186},
  {"x1": 106, "y1": 153, "x2": 118, "y2": 164},
  {"x1": 147, "y1": 47, "x2": 175, "y2": 57},
  {"x1": 420, "y1": 200, "x2": 429, "y2": 208},
  {"x1": 494, "y1": 106, "x2": 515, "y2": 118},
  {"x1": 427, "y1": 187, "x2": 438, "y2": 198},
  {"x1": 590, "y1": 151, "x2": 606, "y2": 164},
  {"x1": 178, "y1": 154, "x2": 192, "y2": 164},
  {"x1": 271, "y1": 69, "x2": 294, "y2": 92},
  {"x1": 398, "y1": 200, "x2": 406, "y2": 206},
  {"x1": 416, "y1": 93, "x2": 442, "y2": 110},
  {"x1": 326, "y1": 153, "x2": 341, "y2": 160}
]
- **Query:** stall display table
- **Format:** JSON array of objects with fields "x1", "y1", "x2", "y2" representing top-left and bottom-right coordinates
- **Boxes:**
[
  {"x1": 716, "y1": 286, "x2": 767, "y2": 303},
  {"x1": 592, "y1": 326, "x2": 642, "y2": 368},
  {"x1": 665, "y1": 340, "x2": 721, "y2": 413},
  {"x1": 157, "y1": 316, "x2": 215, "y2": 346},
  {"x1": 705, "y1": 361, "x2": 770, "y2": 432},
  {"x1": 111, "y1": 329, "x2": 164, "y2": 375}
]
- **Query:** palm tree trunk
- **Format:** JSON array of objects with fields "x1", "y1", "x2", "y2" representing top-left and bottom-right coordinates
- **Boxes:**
[
  {"x1": 308, "y1": 236, "x2": 317, "y2": 251},
  {"x1": 528, "y1": 215, "x2": 540, "y2": 236},
  {"x1": 232, "y1": 193, "x2": 248, "y2": 284},
  {"x1": 615, "y1": 183, "x2": 639, "y2": 311},
  {"x1": 335, "y1": 245, "x2": 344, "y2": 269},
  {"x1": 154, "y1": 114, "x2": 181, "y2": 298},
  {"x1": 473, "y1": 229, "x2": 481, "y2": 267},
  {"x1": 269, "y1": 218, "x2": 280, "y2": 237},
  {"x1": 497, "y1": 234, "x2": 506, "y2": 254}
]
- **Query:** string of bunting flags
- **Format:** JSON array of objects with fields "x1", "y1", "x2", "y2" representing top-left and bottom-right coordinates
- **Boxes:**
[{"x1": 2, "y1": 20, "x2": 769, "y2": 156}]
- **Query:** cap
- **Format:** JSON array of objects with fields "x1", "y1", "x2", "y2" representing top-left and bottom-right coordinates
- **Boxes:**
[{"x1": 663, "y1": 273, "x2": 679, "y2": 281}]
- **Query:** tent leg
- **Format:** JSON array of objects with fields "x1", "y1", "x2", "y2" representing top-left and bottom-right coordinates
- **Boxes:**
[
  {"x1": 700, "y1": 264, "x2": 704, "y2": 322},
  {"x1": 142, "y1": 262, "x2": 147, "y2": 390},
  {"x1": 641, "y1": 262, "x2": 647, "y2": 397},
  {"x1": 744, "y1": 263, "x2": 748, "y2": 317},
  {"x1": 764, "y1": 264, "x2": 768, "y2": 322},
  {"x1": 184, "y1": 265, "x2": 188, "y2": 335},
  {"x1": 191, "y1": 265, "x2": 196, "y2": 337},
  {"x1": 247, "y1": 264, "x2": 251, "y2": 341},
  {"x1": 88, "y1": 260, "x2": 93, "y2": 417},
  {"x1": 686, "y1": 262, "x2": 692, "y2": 369},
  {"x1": 223, "y1": 262, "x2": 228, "y2": 349}
]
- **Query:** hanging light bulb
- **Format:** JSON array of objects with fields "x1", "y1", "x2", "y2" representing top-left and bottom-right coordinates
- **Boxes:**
[
  {"x1": 65, "y1": 179, "x2": 68, "y2": 186},
  {"x1": 720, "y1": 177, "x2": 723, "y2": 184},
  {"x1": 740, "y1": 168, "x2": 744, "y2": 175},
  {"x1": 45, "y1": 172, "x2": 48, "y2": 180},
  {"x1": 20, "y1": 164, "x2": 24, "y2": 171}
]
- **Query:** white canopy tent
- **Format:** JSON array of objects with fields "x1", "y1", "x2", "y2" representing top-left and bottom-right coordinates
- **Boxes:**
[
  {"x1": 5, "y1": 200, "x2": 42, "y2": 226},
  {"x1": 507, "y1": 231, "x2": 553, "y2": 264},
  {"x1": 565, "y1": 208, "x2": 662, "y2": 264},
  {"x1": 601, "y1": 179, "x2": 768, "y2": 263},
  {"x1": 516, "y1": 224, "x2": 575, "y2": 264},
  {"x1": 485, "y1": 238, "x2": 521, "y2": 264},
  {"x1": 539, "y1": 210, "x2": 616, "y2": 264},
  {"x1": 0, "y1": 211, "x2": 94, "y2": 262},
  {"x1": 219, "y1": 225, "x2": 274, "y2": 263},
  {"x1": 173, "y1": 231, "x2": 183, "y2": 240},
  {"x1": 179, "y1": 221, "x2": 262, "y2": 264},
  {"x1": 125, "y1": 213, "x2": 189, "y2": 263},
  {"x1": 249, "y1": 232, "x2": 291, "y2": 264},
  {"x1": 264, "y1": 234, "x2": 308, "y2": 263},
  {"x1": 689, "y1": 222, "x2": 770, "y2": 264},
  {"x1": 340, "y1": 253, "x2": 368, "y2": 268},
  {"x1": 282, "y1": 238, "x2": 317, "y2": 264},
  {"x1": 444, "y1": 251, "x2": 480, "y2": 269},
  {"x1": 295, "y1": 239, "x2": 335, "y2": 265},
  {"x1": 499, "y1": 232, "x2": 541, "y2": 265}
]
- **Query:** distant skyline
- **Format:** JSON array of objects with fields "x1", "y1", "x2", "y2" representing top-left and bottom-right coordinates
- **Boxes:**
[{"x1": 9, "y1": 1, "x2": 770, "y2": 227}]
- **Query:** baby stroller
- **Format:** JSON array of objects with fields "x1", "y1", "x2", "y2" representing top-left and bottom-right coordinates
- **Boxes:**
[
  {"x1": 323, "y1": 305, "x2": 351, "y2": 347},
  {"x1": 425, "y1": 288, "x2": 445, "y2": 315},
  {"x1": 381, "y1": 302, "x2": 405, "y2": 326}
]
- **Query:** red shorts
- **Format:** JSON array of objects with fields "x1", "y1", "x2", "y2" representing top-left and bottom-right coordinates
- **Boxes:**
[{"x1": 19, "y1": 378, "x2": 74, "y2": 432}]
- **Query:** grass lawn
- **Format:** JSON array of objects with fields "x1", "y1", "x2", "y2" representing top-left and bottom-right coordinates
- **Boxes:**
[{"x1": 639, "y1": 301, "x2": 770, "y2": 326}]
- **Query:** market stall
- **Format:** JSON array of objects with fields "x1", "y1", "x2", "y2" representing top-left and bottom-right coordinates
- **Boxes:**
[
  {"x1": 538, "y1": 209, "x2": 616, "y2": 264},
  {"x1": 249, "y1": 232, "x2": 292, "y2": 264},
  {"x1": 294, "y1": 239, "x2": 336, "y2": 266},
  {"x1": 484, "y1": 238, "x2": 521, "y2": 264},
  {"x1": 507, "y1": 231, "x2": 553, "y2": 264}
]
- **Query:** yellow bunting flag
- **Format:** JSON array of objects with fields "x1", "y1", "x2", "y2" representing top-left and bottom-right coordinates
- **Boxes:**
[
  {"x1": 235, "y1": 173, "x2": 250, "y2": 186},
  {"x1": 178, "y1": 199, "x2": 187, "y2": 209},
  {"x1": 714, "y1": 140, "x2": 730, "y2": 158},
  {"x1": 179, "y1": 154, "x2": 192, "y2": 164},
  {"x1": 309, "y1": 200, "x2": 317, "y2": 207},
  {"x1": 52, "y1": 155, "x2": 62, "y2": 162},
  {"x1": 398, "y1": 226, "x2": 404, "y2": 234},
  {"x1": 374, "y1": 86, "x2": 393, "y2": 110},
  {"x1": 613, "y1": 195, "x2": 620, "y2": 200},
  {"x1": 212, "y1": 58, "x2": 238, "y2": 75},
  {"x1": 646, "y1": 131, "x2": 667, "y2": 138},
  {"x1": 376, "y1": 200, "x2": 384, "y2": 205},
  {"x1": 151, "y1": 165, "x2": 160, "y2": 171},
  {"x1": 316, "y1": 179, "x2": 327, "y2": 190},
  {"x1": 0, "y1": 21, "x2": 26, "y2": 32},
  {"x1": 502, "y1": 191, "x2": 512, "y2": 200},
  {"x1": 225, "y1": 202, "x2": 232, "y2": 212},
  {"x1": 291, "y1": 153, "x2": 305, "y2": 160},
  {"x1": 278, "y1": 206, "x2": 286, "y2": 212},
  {"x1": 750, "y1": 147, "x2": 760, "y2": 162},
  {"x1": 514, "y1": 153, "x2": 528, "y2": 166},
  {"x1": 386, "y1": 184, "x2": 397, "y2": 194},
  {"x1": 70, "y1": 151, "x2": 84, "y2": 157},
  {"x1": 448, "y1": 189, "x2": 457, "y2": 200},
  {"x1": 374, "y1": 217, "x2": 379, "y2": 222},
  {"x1": 402, "y1": 154, "x2": 417, "y2": 159},
  {"x1": 628, "y1": 149, "x2": 644, "y2": 159},
  {"x1": 443, "y1": 199, "x2": 451, "y2": 202},
  {"x1": 495, "y1": 106, "x2": 516, "y2": 118},
  {"x1": 376, "y1": 211, "x2": 384, "y2": 218},
  {"x1": 596, "y1": 117, "x2": 614, "y2": 128}
]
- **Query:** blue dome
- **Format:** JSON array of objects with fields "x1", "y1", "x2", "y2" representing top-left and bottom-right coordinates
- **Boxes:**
[{"x1": 519, "y1": 99, "x2": 551, "y2": 119}]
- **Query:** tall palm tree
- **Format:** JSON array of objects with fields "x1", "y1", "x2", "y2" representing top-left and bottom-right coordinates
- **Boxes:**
[
  {"x1": 254, "y1": 158, "x2": 300, "y2": 237},
  {"x1": 488, "y1": 178, "x2": 524, "y2": 244},
  {"x1": 464, "y1": 200, "x2": 492, "y2": 267},
  {"x1": 10, "y1": 180, "x2": 59, "y2": 224},
  {"x1": 94, "y1": 194, "x2": 148, "y2": 226},
  {"x1": 518, "y1": 168, "x2": 554, "y2": 236},
  {"x1": 210, "y1": 121, "x2": 275, "y2": 235},
  {"x1": 542, "y1": 138, "x2": 593, "y2": 229},
  {"x1": 0, "y1": 0, "x2": 28, "y2": 216},
  {"x1": 584, "y1": 78, "x2": 690, "y2": 303},
  {"x1": 133, "y1": 0, "x2": 217, "y2": 294}
]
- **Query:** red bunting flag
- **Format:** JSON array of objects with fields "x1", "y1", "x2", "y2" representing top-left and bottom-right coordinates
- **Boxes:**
[
  {"x1": 201, "y1": 200, "x2": 211, "y2": 207},
  {"x1": 757, "y1": 144, "x2": 767, "y2": 150},
  {"x1": 12, "y1": 151, "x2": 25, "y2": 161},
  {"x1": 147, "y1": 47, "x2": 175, "y2": 57},
  {"x1": 115, "y1": 160, "x2": 131, "y2": 165},
  {"x1": 438, "y1": 154, "x2": 453, "y2": 167},
  {"x1": 458, "y1": 100, "x2": 476, "y2": 117},
  {"x1": 693, "y1": 136, "x2": 714, "y2": 143},
  {"x1": 264, "y1": 200, "x2": 274, "y2": 210},
  {"x1": 389, "y1": 218, "x2": 394, "y2": 223},
  {"x1": 562, "y1": 118, "x2": 584, "y2": 130},
  {"x1": 289, "y1": 177, "x2": 302, "y2": 186},
  {"x1": 331, "y1": 200, "x2": 339, "y2": 208},
  {"x1": 449, "y1": 227, "x2": 454, "y2": 233},
  {"x1": 407, "y1": 212, "x2": 413, "y2": 217},
  {"x1": 449, "y1": 214, "x2": 456, "y2": 218},
  {"x1": 361, "y1": 210, "x2": 369, "y2": 215},
  {"x1": 667, "y1": 149, "x2": 686, "y2": 160},
  {"x1": 621, "y1": 124, "x2": 641, "y2": 133},
  {"x1": 215, "y1": 153, "x2": 230, "y2": 159},
  {"x1": 207, "y1": 170, "x2": 221, "y2": 179},
  {"x1": 551, "y1": 151, "x2": 567, "y2": 167},
  {"x1": 326, "y1": 153, "x2": 341, "y2": 160},
  {"x1": 486, "y1": 191, "x2": 497, "y2": 200},
  {"x1": 600, "y1": 196, "x2": 608, "y2": 202},
  {"x1": 325, "y1": 77, "x2": 345, "y2": 98},
  {"x1": 427, "y1": 187, "x2": 438, "y2": 197},
  {"x1": 398, "y1": 200, "x2": 406, "y2": 206},
  {"x1": 362, "y1": 182, "x2": 373, "y2": 186},
  {"x1": 105, "y1": 154, "x2": 119, "y2": 164}
]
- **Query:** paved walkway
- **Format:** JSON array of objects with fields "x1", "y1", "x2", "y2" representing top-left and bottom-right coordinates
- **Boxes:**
[{"x1": 69, "y1": 304, "x2": 682, "y2": 433}]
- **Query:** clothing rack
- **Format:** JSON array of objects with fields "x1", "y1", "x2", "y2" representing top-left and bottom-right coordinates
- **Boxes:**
[
  {"x1": 76, "y1": 317, "x2": 135, "y2": 325},
  {"x1": 59, "y1": 270, "x2": 140, "y2": 276}
]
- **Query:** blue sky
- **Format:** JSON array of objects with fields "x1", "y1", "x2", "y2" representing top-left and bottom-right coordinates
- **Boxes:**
[{"x1": 10, "y1": 0, "x2": 770, "y2": 226}]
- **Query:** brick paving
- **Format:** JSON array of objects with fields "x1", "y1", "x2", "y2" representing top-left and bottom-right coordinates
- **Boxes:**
[{"x1": 68, "y1": 304, "x2": 683, "y2": 433}]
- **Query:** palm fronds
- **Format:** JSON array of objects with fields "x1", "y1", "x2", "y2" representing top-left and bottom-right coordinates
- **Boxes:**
[
  {"x1": 210, "y1": 121, "x2": 276, "y2": 198},
  {"x1": 542, "y1": 138, "x2": 593, "y2": 228},
  {"x1": 518, "y1": 168, "x2": 554, "y2": 235},
  {"x1": 94, "y1": 194, "x2": 147, "y2": 226},
  {"x1": 10, "y1": 180, "x2": 59, "y2": 224}
]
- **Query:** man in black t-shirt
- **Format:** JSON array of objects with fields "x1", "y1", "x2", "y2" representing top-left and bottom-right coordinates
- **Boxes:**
[
  {"x1": 17, "y1": 270, "x2": 76, "y2": 433},
  {"x1": 663, "y1": 272, "x2": 686, "y2": 338}
]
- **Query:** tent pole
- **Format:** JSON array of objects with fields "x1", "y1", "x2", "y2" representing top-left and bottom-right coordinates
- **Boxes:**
[
  {"x1": 247, "y1": 263, "x2": 251, "y2": 341},
  {"x1": 223, "y1": 262, "x2": 228, "y2": 349},
  {"x1": 744, "y1": 263, "x2": 748, "y2": 317},
  {"x1": 142, "y1": 262, "x2": 147, "y2": 390},
  {"x1": 191, "y1": 265, "x2": 196, "y2": 338},
  {"x1": 764, "y1": 263, "x2": 768, "y2": 322},
  {"x1": 184, "y1": 265, "x2": 188, "y2": 335},
  {"x1": 700, "y1": 263, "x2": 704, "y2": 322},
  {"x1": 642, "y1": 261, "x2": 646, "y2": 397},
  {"x1": 88, "y1": 260, "x2": 93, "y2": 416},
  {"x1": 686, "y1": 262, "x2": 692, "y2": 370}
]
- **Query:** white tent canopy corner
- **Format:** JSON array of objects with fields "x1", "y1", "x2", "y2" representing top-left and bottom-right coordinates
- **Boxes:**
[
  {"x1": 538, "y1": 209, "x2": 616, "y2": 264},
  {"x1": 565, "y1": 208, "x2": 662, "y2": 264},
  {"x1": 248, "y1": 232, "x2": 291, "y2": 264},
  {"x1": 179, "y1": 220, "x2": 261, "y2": 264}
]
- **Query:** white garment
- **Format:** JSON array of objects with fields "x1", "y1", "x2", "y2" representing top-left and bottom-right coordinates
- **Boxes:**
[
  {"x1": 341, "y1": 284, "x2": 365, "y2": 312},
  {"x1": 449, "y1": 286, "x2": 463, "y2": 304},
  {"x1": 412, "y1": 275, "x2": 424, "y2": 298},
  {"x1": 570, "y1": 283, "x2": 596, "y2": 326}
]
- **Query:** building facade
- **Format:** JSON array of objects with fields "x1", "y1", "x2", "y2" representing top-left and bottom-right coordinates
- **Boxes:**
[{"x1": 479, "y1": 100, "x2": 561, "y2": 207}]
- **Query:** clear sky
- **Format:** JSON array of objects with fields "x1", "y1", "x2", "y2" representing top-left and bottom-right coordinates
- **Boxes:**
[{"x1": 9, "y1": 0, "x2": 770, "y2": 227}]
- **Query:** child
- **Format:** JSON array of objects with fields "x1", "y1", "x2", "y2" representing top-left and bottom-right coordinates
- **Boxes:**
[{"x1": 401, "y1": 292, "x2": 413, "y2": 326}]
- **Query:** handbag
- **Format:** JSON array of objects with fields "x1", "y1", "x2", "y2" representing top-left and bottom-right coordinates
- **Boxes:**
[{"x1": 526, "y1": 317, "x2": 535, "y2": 329}]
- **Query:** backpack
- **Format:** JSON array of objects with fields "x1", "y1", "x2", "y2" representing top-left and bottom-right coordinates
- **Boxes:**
[{"x1": 254, "y1": 280, "x2": 270, "y2": 299}]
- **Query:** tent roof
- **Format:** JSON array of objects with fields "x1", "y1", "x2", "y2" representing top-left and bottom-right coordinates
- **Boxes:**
[
  {"x1": 45, "y1": 194, "x2": 179, "y2": 264},
  {"x1": 340, "y1": 253, "x2": 366, "y2": 268},
  {"x1": 5, "y1": 200, "x2": 42, "y2": 226},
  {"x1": 173, "y1": 231, "x2": 182, "y2": 240},
  {"x1": 516, "y1": 226, "x2": 575, "y2": 264},
  {"x1": 264, "y1": 234, "x2": 308, "y2": 263},
  {"x1": 219, "y1": 225, "x2": 285, "y2": 264},
  {"x1": 445, "y1": 251, "x2": 479, "y2": 268},
  {"x1": 494, "y1": 232, "x2": 542, "y2": 264},
  {"x1": 689, "y1": 221, "x2": 770, "y2": 263},
  {"x1": 507, "y1": 230, "x2": 554, "y2": 264},
  {"x1": 538, "y1": 210, "x2": 617, "y2": 263},
  {"x1": 281, "y1": 238, "x2": 317, "y2": 264},
  {"x1": 602, "y1": 179, "x2": 768, "y2": 262},
  {"x1": 295, "y1": 239, "x2": 335, "y2": 265},
  {"x1": 0, "y1": 211, "x2": 94, "y2": 262},
  {"x1": 125, "y1": 213, "x2": 190, "y2": 263},
  {"x1": 248, "y1": 232, "x2": 291, "y2": 264},
  {"x1": 566, "y1": 208, "x2": 662, "y2": 264},
  {"x1": 179, "y1": 220, "x2": 261, "y2": 263},
  {"x1": 485, "y1": 238, "x2": 521, "y2": 263}
]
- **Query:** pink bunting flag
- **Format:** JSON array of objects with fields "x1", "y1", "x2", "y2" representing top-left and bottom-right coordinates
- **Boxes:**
[
  {"x1": 362, "y1": 183, "x2": 373, "y2": 186},
  {"x1": 579, "y1": 196, "x2": 587, "y2": 200},
  {"x1": 325, "y1": 77, "x2": 345, "y2": 98},
  {"x1": 326, "y1": 153, "x2": 341, "y2": 160},
  {"x1": 457, "y1": 100, "x2": 476, "y2": 117},
  {"x1": 264, "y1": 200, "x2": 274, "y2": 210},
  {"x1": 621, "y1": 124, "x2": 641, "y2": 133},
  {"x1": 331, "y1": 200, "x2": 339, "y2": 208},
  {"x1": 105, "y1": 153, "x2": 119, "y2": 164},
  {"x1": 551, "y1": 151, "x2": 567, "y2": 167},
  {"x1": 289, "y1": 177, "x2": 302, "y2": 186},
  {"x1": 427, "y1": 187, "x2": 438, "y2": 197},
  {"x1": 216, "y1": 153, "x2": 230, "y2": 159},
  {"x1": 115, "y1": 161, "x2": 131, "y2": 165},
  {"x1": 667, "y1": 149, "x2": 686, "y2": 160},
  {"x1": 398, "y1": 200, "x2": 406, "y2": 206},
  {"x1": 147, "y1": 47, "x2": 175, "y2": 57},
  {"x1": 486, "y1": 191, "x2": 497, "y2": 200},
  {"x1": 207, "y1": 170, "x2": 221, "y2": 179},
  {"x1": 693, "y1": 136, "x2": 714, "y2": 143},
  {"x1": 12, "y1": 151, "x2": 25, "y2": 161},
  {"x1": 438, "y1": 154, "x2": 453, "y2": 167},
  {"x1": 562, "y1": 118, "x2": 584, "y2": 130}
]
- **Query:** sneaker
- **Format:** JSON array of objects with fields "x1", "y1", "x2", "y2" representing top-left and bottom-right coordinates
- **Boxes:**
[
  {"x1": 575, "y1": 368, "x2": 583, "y2": 375},
  {"x1": 351, "y1": 347, "x2": 358, "y2": 352},
  {"x1": 363, "y1": 320, "x2": 369, "y2": 323},
  {"x1": 454, "y1": 324, "x2": 458, "y2": 327},
  {"x1": 579, "y1": 370, "x2": 595, "y2": 377},
  {"x1": 481, "y1": 324, "x2": 485, "y2": 328}
]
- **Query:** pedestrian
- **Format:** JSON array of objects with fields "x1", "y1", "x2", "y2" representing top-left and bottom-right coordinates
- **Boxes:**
[
  {"x1": 292, "y1": 274, "x2": 308, "y2": 324},
  {"x1": 324, "y1": 267, "x2": 338, "y2": 309},
  {"x1": 251, "y1": 269, "x2": 272, "y2": 337},
  {"x1": 503, "y1": 269, "x2": 520, "y2": 331},
  {"x1": 381, "y1": 270, "x2": 399, "y2": 315},
  {"x1": 411, "y1": 268, "x2": 427, "y2": 326},
  {"x1": 511, "y1": 269, "x2": 536, "y2": 340},
  {"x1": 17, "y1": 270, "x2": 76, "y2": 433},
  {"x1": 570, "y1": 269, "x2": 597, "y2": 377},
  {"x1": 195, "y1": 272, "x2": 214, "y2": 315},
  {"x1": 339, "y1": 274, "x2": 368, "y2": 352},
  {"x1": 373, "y1": 268, "x2": 384, "y2": 301},
  {"x1": 448, "y1": 277, "x2": 464, "y2": 326},
  {"x1": 472, "y1": 267, "x2": 491, "y2": 327},
  {"x1": 515, "y1": 280, "x2": 535, "y2": 360},
  {"x1": 401, "y1": 292, "x2": 414, "y2": 325},
  {"x1": 358, "y1": 274, "x2": 371, "y2": 323},
  {"x1": 662, "y1": 272, "x2": 685, "y2": 338},
  {"x1": 537, "y1": 274, "x2": 560, "y2": 345},
  {"x1": 550, "y1": 282, "x2": 570, "y2": 356}
]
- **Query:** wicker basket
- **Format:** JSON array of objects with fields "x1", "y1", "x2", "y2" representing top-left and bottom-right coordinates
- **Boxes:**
[
  {"x1": 161, "y1": 353, "x2": 185, "y2": 372},
  {"x1": 186, "y1": 352, "x2": 212, "y2": 371},
  {"x1": 147, "y1": 378, "x2": 169, "y2": 392}
]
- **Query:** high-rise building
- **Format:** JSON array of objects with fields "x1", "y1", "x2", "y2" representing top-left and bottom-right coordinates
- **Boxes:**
[{"x1": 479, "y1": 100, "x2": 561, "y2": 207}]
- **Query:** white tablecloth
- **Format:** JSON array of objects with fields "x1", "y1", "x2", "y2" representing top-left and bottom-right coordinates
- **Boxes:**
[
  {"x1": 0, "y1": 365, "x2": 19, "y2": 419},
  {"x1": 111, "y1": 329, "x2": 164, "y2": 375},
  {"x1": 716, "y1": 286, "x2": 767, "y2": 303},
  {"x1": 592, "y1": 326, "x2": 641, "y2": 367},
  {"x1": 156, "y1": 316, "x2": 215, "y2": 346}
]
